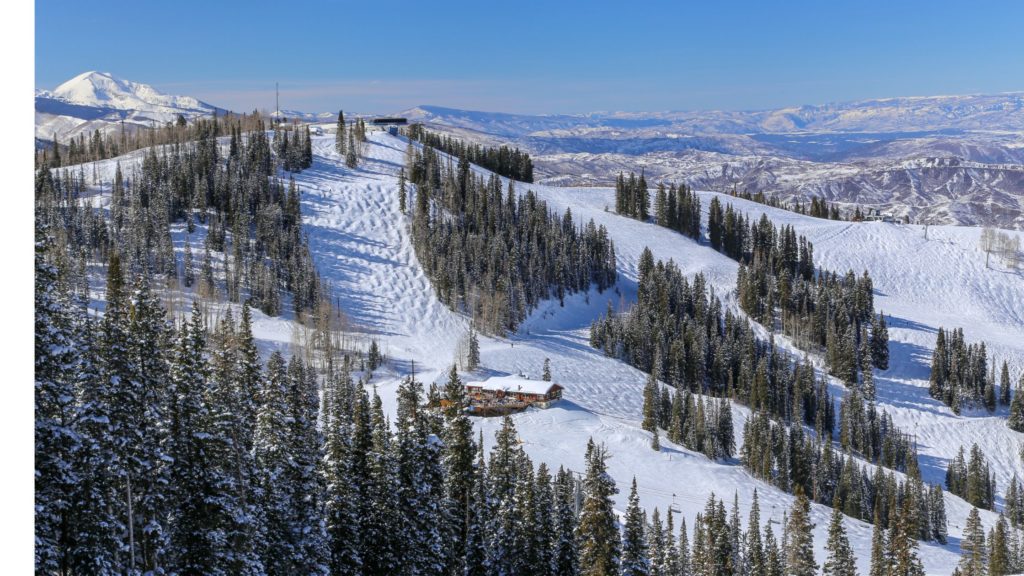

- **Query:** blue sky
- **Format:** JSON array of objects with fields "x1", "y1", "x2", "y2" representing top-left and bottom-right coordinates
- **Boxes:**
[{"x1": 36, "y1": 0, "x2": 1024, "y2": 115}]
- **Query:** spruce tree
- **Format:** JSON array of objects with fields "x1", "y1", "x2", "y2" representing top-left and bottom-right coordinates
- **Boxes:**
[
  {"x1": 578, "y1": 439, "x2": 620, "y2": 576},
  {"x1": 553, "y1": 466, "x2": 580, "y2": 576},
  {"x1": 960, "y1": 506, "x2": 988, "y2": 576},
  {"x1": 322, "y1": 359, "x2": 361, "y2": 575},
  {"x1": 621, "y1": 478, "x2": 651, "y2": 576},
  {"x1": 1009, "y1": 376, "x2": 1024, "y2": 432},
  {"x1": 34, "y1": 231, "x2": 81, "y2": 575},
  {"x1": 335, "y1": 110, "x2": 346, "y2": 154},
  {"x1": 398, "y1": 167, "x2": 407, "y2": 214},
  {"x1": 989, "y1": 514, "x2": 1009, "y2": 576},
  {"x1": 784, "y1": 488, "x2": 817, "y2": 576},
  {"x1": 440, "y1": 364, "x2": 476, "y2": 572},
  {"x1": 823, "y1": 502, "x2": 857, "y2": 576}
]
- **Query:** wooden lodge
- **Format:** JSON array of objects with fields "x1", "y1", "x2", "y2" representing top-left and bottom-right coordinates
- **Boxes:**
[{"x1": 464, "y1": 375, "x2": 563, "y2": 416}]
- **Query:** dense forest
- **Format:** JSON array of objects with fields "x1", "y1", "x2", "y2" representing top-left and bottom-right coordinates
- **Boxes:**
[
  {"x1": 405, "y1": 141, "x2": 616, "y2": 333},
  {"x1": 406, "y1": 123, "x2": 534, "y2": 182}
]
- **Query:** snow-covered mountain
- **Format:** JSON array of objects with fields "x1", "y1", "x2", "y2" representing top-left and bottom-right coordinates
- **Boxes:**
[
  {"x1": 401, "y1": 96, "x2": 1024, "y2": 229},
  {"x1": 35, "y1": 71, "x2": 226, "y2": 142},
  {"x1": 63, "y1": 130, "x2": 1024, "y2": 574}
]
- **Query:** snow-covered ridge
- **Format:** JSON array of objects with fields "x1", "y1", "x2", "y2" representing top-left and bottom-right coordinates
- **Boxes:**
[{"x1": 35, "y1": 71, "x2": 225, "y2": 142}]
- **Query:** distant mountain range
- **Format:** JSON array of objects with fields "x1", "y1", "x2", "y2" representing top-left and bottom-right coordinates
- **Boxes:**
[
  {"x1": 401, "y1": 98, "x2": 1024, "y2": 229},
  {"x1": 34, "y1": 72, "x2": 1024, "y2": 228}
]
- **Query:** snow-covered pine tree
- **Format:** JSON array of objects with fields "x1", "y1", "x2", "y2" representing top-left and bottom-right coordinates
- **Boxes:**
[
  {"x1": 871, "y1": 312, "x2": 889, "y2": 371},
  {"x1": 999, "y1": 360, "x2": 1011, "y2": 406},
  {"x1": 125, "y1": 276, "x2": 174, "y2": 573},
  {"x1": 464, "y1": 435, "x2": 489, "y2": 576},
  {"x1": 868, "y1": 509, "x2": 887, "y2": 576},
  {"x1": 34, "y1": 230, "x2": 82, "y2": 574},
  {"x1": 345, "y1": 129, "x2": 358, "y2": 169},
  {"x1": 335, "y1": 110, "x2": 346, "y2": 155},
  {"x1": 744, "y1": 489, "x2": 765, "y2": 575},
  {"x1": 822, "y1": 501, "x2": 857, "y2": 576},
  {"x1": 553, "y1": 466, "x2": 580, "y2": 576},
  {"x1": 577, "y1": 439, "x2": 620, "y2": 576},
  {"x1": 487, "y1": 416, "x2": 529, "y2": 575},
  {"x1": 621, "y1": 478, "x2": 650, "y2": 576},
  {"x1": 284, "y1": 359, "x2": 330, "y2": 574},
  {"x1": 70, "y1": 254, "x2": 129, "y2": 574},
  {"x1": 322, "y1": 358, "x2": 362, "y2": 575},
  {"x1": 533, "y1": 463, "x2": 557, "y2": 575},
  {"x1": 394, "y1": 374, "x2": 448, "y2": 575},
  {"x1": 959, "y1": 507, "x2": 988, "y2": 576},
  {"x1": 252, "y1": 351, "x2": 297, "y2": 573},
  {"x1": 359, "y1": 388, "x2": 401, "y2": 575},
  {"x1": 441, "y1": 364, "x2": 476, "y2": 572},
  {"x1": 784, "y1": 488, "x2": 817, "y2": 576}
]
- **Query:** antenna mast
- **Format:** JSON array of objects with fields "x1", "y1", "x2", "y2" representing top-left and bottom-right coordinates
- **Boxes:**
[{"x1": 275, "y1": 82, "x2": 279, "y2": 123}]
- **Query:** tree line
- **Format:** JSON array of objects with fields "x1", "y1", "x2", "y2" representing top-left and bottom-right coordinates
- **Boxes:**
[
  {"x1": 35, "y1": 117, "x2": 327, "y2": 320},
  {"x1": 612, "y1": 171, "x2": 704, "y2": 237},
  {"x1": 741, "y1": 409, "x2": 947, "y2": 545},
  {"x1": 405, "y1": 141, "x2": 616, "y2": 334},
  {"x1": 406, "y1": 123, "x2": 534, "y2": 182},
  {"x1": 929, "y1": 327, "x2": 1018, "y2": 415},
  {"x1": 724, "y1": 188, "x2": 845, "y2": 221},
  {"x1": 709, "y1": 196, "x2": 888, "y2": 387},
  {"x1": 945, "y1": 444, "x2": 998, "y2": 511},
  {"x1": 37, "y1": 111, "x2": 269, "y2": 169},
  {"x1": 957, "y1": 506, "x2": 1024, "y2": 576}
]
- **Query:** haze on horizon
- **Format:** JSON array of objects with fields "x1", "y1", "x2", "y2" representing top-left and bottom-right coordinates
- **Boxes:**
[{"x1": 36, "y1": 0, "x2": 1024, "y2": 115}]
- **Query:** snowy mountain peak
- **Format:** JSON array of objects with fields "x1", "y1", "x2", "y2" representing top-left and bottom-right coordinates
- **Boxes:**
[{"x1": 49, "y1": 70, "x2": 214, "y2": 113}]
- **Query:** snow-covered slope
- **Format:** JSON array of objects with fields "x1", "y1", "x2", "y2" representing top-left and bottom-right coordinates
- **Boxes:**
[
  {"x1": 35, "y1": 71, "x2": 225, "y2": 142},
  {"x1": 64, "y1": 130, "x2": 1023, "y2": 574},
  {"x1": 293, "y1": 132, "x2": 1022, "y2": 574}
]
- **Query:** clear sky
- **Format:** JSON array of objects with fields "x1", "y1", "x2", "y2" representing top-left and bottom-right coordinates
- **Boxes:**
[{"x1": 35, "y1": 0, "x2": 1024, "y2": 115}]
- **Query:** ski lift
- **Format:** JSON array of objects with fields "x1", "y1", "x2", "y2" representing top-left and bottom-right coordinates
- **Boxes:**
[{"x1": 669, "y1": 493, "x2": 682, "y2": 514}]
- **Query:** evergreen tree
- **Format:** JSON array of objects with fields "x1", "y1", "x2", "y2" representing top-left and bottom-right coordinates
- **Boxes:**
[
  {"x1": 322, "y1": 359, "x2": 362, "y2": 575},
  {"x1": 868, "y1": 510, "x2": 887, "y2": 576},
  {"x1": 784, "y1": 488, "x2": 817, "y2": 576},
  {"x1": 578, "y1": 439, "x2": 621, "y2": 576},
  {"x1": 468, "y1": 327, "x2": 481, "y2": 371},
  {"x1": 544, "y1": 357, "x2": 553, "y2": 382},
  {"x1": 398, "y1": 167, "x2": 407, "y2": 214},
  {"x1": 871, "y1": 313, "x2": 889, "y2": 370},
  {"x1": 621, "y1": 478, "x2": 651, "y2": 576},
  {"x1": 442, "y1": 364, "x2": 477, "y2": 574},
  {"x1": 823, "y1": 502, "x2": 857, "y2": 576},
  {"x1": 1010, "y1": 375, "x2": 1024, "y2": 432},
  {"x1": 996, "y1": 360, "x2": 1011, "y2": 406},
  {"x1": 34, "y1": 231, "x2": 81, "y2": 575},
  {"x1": 464, "y1": 437, "x2": 489, "y2": 576},
  {"x1": 335, "y1": 110, "x2": 346, "y2": 154},
  {"x1": 960, "y1": 507, "x2": 988, "y2": 576},
  {"x1": 989, "y1": 514, "x2": 1010, "y2": 576},
  {"x1": 554, "y1": 466, "x2": 580, "y2": 576}
]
